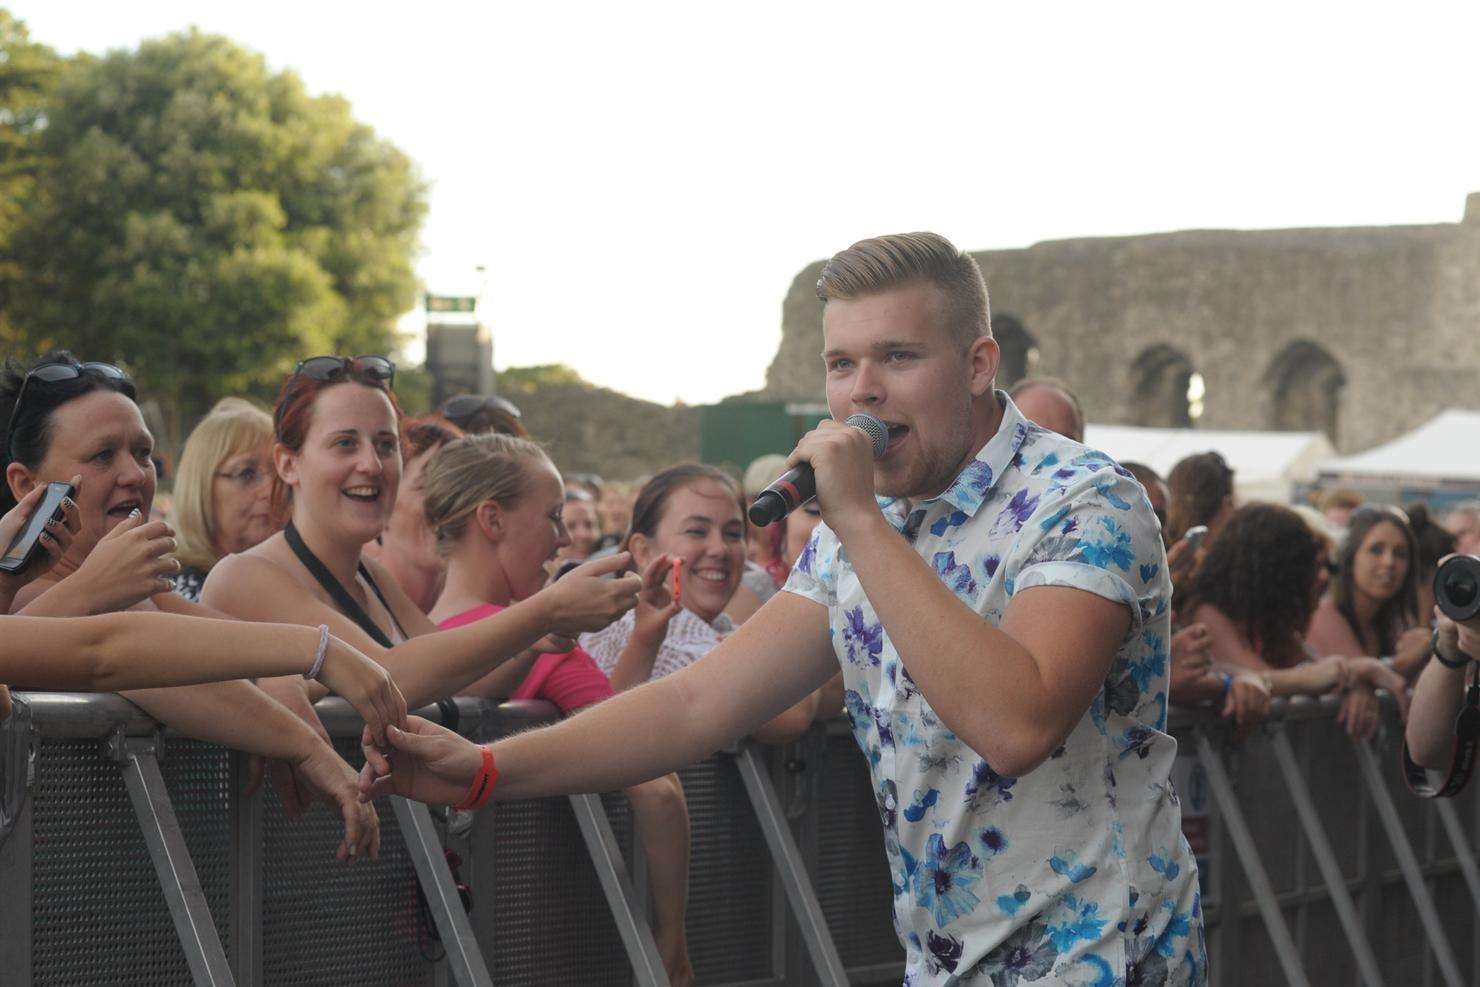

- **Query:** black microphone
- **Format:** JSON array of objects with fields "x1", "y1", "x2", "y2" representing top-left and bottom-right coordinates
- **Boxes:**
[{"x1": 747, "y1": 413, "x2": 889, "y2": 527}]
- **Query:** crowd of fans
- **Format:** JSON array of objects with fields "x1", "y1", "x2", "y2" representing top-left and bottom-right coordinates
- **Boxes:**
[{"x1": 1, "y1": 351, "x2": 1478, "y2": 981}]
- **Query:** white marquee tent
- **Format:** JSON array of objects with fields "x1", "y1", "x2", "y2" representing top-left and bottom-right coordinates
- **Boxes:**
[
  {"x1": 1085, "y1": 424, "x2": 1337, "y2": 503},
  {"x1": 1316, "y1": 410, "x2": 1480, "y2": 499}
]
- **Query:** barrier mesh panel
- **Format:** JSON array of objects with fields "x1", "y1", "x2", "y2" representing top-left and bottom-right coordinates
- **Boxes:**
[
  {"x1": 679, "y1": 756, "x2": 774, "y2": 984},
  {"x1": 812, "y1": 733, "x2": 903, "y2": 976},
  {"x1": 261, "y1": 737, "x2": 431, "y2": 986},
  {"x1": 30, "y1": 738, "x2": 232, "y2": 987},
  {"x1": 481, "y1": 794, "x2": 632, "y2": 986}
]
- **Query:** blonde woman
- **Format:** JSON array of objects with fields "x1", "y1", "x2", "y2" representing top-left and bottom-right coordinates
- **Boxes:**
[{"x1": 172, "y1": 398, "x2": 278, "y2": 601}]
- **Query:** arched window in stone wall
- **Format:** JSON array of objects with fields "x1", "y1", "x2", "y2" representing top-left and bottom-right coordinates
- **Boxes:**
[
  {"x1": 1267, "y1": 341, "x2": 1345, "y2": 442},
  {"x1": 993, "y1": 314, "x2": 1038, "y2": 387},
  {"x1": 1130, "y1": 345, "x2": 1200, "y2": 428}
]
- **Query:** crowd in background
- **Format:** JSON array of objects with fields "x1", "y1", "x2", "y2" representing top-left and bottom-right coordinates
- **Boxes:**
[{"x1": 0, "y1": 352, "x2": 1477, "y2": 985}]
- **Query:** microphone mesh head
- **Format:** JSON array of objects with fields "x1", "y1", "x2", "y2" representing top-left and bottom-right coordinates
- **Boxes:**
[{"x1": 845, "y1": 413, "x2": 889, "y2": 459}]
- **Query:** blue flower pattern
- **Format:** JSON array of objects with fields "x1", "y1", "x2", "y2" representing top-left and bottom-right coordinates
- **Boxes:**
[{"x1": 783, "y1": 393, "x2": 1205, "y2": 984}]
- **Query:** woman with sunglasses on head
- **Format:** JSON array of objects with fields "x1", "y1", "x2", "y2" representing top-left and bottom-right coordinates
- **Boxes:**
[
  {"x1": 0, "y1": 352, "x2": 385, "y2": 858},
  {"x1": 171, "y1": 398, "x2": 278, "y2": 602},
  {"x1": 203, "y1": 356, "x2": 646, "y2": 717}
]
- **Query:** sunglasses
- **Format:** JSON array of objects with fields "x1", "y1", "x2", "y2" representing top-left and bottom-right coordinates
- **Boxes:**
[
  {"x1": 293, "y1": 355, "x2": 395, "y2": 389},
  {"x1": 441, "y1": 393, "x2": 521, "y2": 424},
  {"x1": 6, "y1": 361, "x2": 134, "y2": 463}
]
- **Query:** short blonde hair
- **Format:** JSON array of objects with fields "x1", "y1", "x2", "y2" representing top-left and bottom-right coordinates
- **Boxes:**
[
  {"x1": 173, "y1": 398, "x2": 274, "y2": 570},
  {"x1": 815, "y1": 232, "x2": 991, "y2": 348},
  {"x1": 421, "y1": 433, "x2": 552, "y2": 555}
]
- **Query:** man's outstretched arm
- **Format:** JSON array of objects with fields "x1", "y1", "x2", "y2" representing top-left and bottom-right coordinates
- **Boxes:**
[{"x1": 366, "y1": 592, "x2": 839, "y2": 804}]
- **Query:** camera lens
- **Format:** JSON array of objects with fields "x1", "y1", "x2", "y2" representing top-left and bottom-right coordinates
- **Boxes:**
[{"x1": 1435, "y1": 555, "x2": 1480, "y2": 622}]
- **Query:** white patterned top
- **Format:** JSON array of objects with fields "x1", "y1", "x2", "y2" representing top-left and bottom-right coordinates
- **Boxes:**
[{"x1": 580, "y1": 607, "x2": 737, "y2": 683}]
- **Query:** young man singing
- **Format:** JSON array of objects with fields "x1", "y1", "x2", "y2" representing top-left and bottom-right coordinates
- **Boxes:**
[{"x1": 365, "y1": 233, "x2": 1206, "y2": 985}]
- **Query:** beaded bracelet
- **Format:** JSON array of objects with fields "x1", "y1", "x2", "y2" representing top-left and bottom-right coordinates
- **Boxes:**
[
  {"x1": 454, "y1": 745, "x2": 498, "y2": 812},
  {"x1": 304, "y1": 624, "x2": 331, "y2": 680}
]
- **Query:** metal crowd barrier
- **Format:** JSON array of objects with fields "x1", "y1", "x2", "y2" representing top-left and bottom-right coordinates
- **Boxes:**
[{"x1": 3, "y1": 690, "x2": 1477, "y2": 986}]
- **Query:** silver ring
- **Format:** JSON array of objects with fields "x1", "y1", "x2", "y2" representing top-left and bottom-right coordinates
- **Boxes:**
[{"x1": 160, "y1": 576, "x2": 177, "y2": 591}]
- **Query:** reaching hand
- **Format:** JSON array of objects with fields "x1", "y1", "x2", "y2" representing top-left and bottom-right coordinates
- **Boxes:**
[
  {"x1": 291, "y1": 738, "x2": 381, "y2": 862},
  {"x1": 1169, "y1": 623, "x2": 1213, "y2": 694},
  {"x1": 69, "y1": 508, "x2": 180, "y2": 613},
  {"x1": 358, "y1": 717, "x2": 485, "y2": 807},
  {"x1": 1336, "y1": 682, "x2": 1381, "y2": 741},
  {"x1": 536, "y1": 552, "x2": 643, "y2": 636},
  {"x1": 1221, "y1": 670, "x2": 1271, "y2": 740},
  {"x1": 1344, "y1": 657, "x2": 1411, "y2": 723},
  {"x1": 632, "y1": 553, "x2": 683, "y2": 646},
  {"x1": 0, "y1": 477, "x2": 81, "y2": 602},
  {"x1": 314, "y1": 636, "x2": 408, "y2": 753},
  {"x1": 251, "y1": 676, "x2": 336, "y2": 816}
]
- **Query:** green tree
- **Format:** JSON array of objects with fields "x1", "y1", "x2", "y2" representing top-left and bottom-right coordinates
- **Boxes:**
[
  {"x1": 497, "y1": 364, "x2": 588, "y2": 395},
  {"x1": 0, "y1": 10, "x2": 62, "y2": 338},
  {"x1": 4, "y1": 27, "x2": 426, "y2": 443}
]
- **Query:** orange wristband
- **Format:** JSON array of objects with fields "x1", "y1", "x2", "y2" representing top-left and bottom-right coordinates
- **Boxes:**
[{"x1": 453, "y1": 745, "x2": 497, "y2": 812}]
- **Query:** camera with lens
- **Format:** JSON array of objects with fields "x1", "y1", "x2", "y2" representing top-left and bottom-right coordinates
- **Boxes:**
[{"x1": 1435, "y1": 554, "x2": 1480, "y2": 622}]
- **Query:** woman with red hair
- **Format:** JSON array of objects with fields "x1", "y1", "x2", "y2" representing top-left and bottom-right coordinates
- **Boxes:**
[{"x1": 204, "y1": 356, "x2": 654, "y2": 718}]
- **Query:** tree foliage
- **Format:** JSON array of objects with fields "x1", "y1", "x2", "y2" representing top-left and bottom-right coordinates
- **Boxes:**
[
  {"x1": 1, "y1": 23, "x2": 427, "y2": 441},
  {"x1": 497, "y1": 364, "x2": 589, "y2": 395},
  {"x1": 0, "y1": 11, "x2": 61, "y2": 331}
]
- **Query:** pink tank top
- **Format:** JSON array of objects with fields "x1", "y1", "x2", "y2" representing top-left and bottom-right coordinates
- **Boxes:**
[{"x1": 437, "y1": 603, "x2": 615, "y2": 714}]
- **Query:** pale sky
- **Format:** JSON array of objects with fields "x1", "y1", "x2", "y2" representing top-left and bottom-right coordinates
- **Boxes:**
[{"x1": 14, "y1": 2, "x2": 1480, "y2": 405}]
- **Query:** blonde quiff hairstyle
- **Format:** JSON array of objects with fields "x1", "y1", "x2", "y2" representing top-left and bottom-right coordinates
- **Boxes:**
[
  {"x1": 421, "y1": 432, "x2": 552, "y2": 556},
  {"x1": 815, "y1": 232, "x2": 992, "y2": 348},
  {"x1": 173, "y1": 397, "x2": 275, "y2": 570}
]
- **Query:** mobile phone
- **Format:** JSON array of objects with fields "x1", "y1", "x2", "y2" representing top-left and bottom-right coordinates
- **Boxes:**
[
  {"x1": 552, "y1": 558, "x2": 582, "y2": 582},
  {"x1": 1181, "y1": 525, "x2": 1209, "y2": 551},
  {"x1": 0, "y1": 481, "x2": 74, "y2": 575},
  {"x1": 671, "y1": 557, "x2": 683, "y2": 607}
]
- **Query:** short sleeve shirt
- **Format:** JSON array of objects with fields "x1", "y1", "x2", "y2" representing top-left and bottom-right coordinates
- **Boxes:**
[{"x1": 783, "y1": 393, "x2": 1205, "y2": 986}]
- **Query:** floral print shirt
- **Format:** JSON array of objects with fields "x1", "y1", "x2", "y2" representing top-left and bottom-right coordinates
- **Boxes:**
[{"x1": 783, "y1": 393, "x2": 1205, "y2": 986}]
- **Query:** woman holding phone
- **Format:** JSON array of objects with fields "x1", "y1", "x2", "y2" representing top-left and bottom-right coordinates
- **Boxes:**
[{"x1": 0, "y1": 352, "x2": 383, "y2": 858}]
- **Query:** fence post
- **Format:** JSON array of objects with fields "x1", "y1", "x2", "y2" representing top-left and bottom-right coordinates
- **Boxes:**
[
  {"x1": 1194, "y1": 732, "x2": 1310, "y2": 987},
  {"x1": 0, "y1": 695, "x2": 33, "y2": 987},
  {"x1": 112, "y1": 732, "x2": 236, "y2": 987},
  {"x1": 1353, "y1": 743, "x2": 1465, "y2": 987},
  {"x1": 1268, "y1": 727, "x2": 1386, "y2": 987},
  {"x1": 568, "y1": 792, "x2": 670, "y2": 986},
  {"x1": 731, "y1": 742, "x2": 849, "y2": 987},
  {"x1": 391, "y1": 797, "x2": 495, "y2": 987},
  {"x1": 228, "y1": 752, "x2": 262, "y2": 987}
]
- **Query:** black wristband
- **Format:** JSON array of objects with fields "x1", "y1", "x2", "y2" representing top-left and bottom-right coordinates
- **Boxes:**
[{"x1": 1432, "y1": 628, "x2": 1471, "y2": 670}]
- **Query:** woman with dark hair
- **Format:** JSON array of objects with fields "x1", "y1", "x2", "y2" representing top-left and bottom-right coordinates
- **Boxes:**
[
  {"x1": 1181, "y1": 503, "x2": 1408, "y2": 740},
  {"x1": 0, "y1": 351, "x2": 383, "y2": 857},
  {"x1": 1165, "y1": 451, "x2": 1235, "y2": 546},
  {"x1": 1307, "y1": 505, "x2": 1430, "y2": 679},
  {"x1": 579, "y1": 463, "x2": 823, "y2": 741},
  {"x1": 204, "y1": 356, "x2": 644, "y2": 713}
]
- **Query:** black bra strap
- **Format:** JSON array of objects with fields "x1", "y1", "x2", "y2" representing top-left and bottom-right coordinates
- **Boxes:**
[{"x1": 284, "y1": 521, "x2": 402, "y2": 648}]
